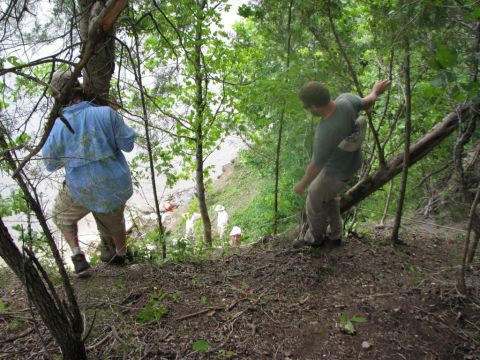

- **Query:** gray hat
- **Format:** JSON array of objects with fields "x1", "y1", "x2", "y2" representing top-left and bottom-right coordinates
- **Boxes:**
[{"x1": 50, "y1": 70, "x2": 81, "y2": 94}]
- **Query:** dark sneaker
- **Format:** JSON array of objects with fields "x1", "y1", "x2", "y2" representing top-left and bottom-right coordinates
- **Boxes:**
[
  {"x1": 293, "y1": 230, "x2": 324, "y2": 248},
  {"x1": 293, "y1": 226, "x2": 307, "y2": 248},
  {"x1": 108, "y1": 251, "x2": 133, "y2": 266},
  {"x1": 325, "y1": 237, "x2": 342, "y2": 248},
  {"x1": 99, "y1": 245, "x2": 116, "y2": 263},
  {"x1": 98, "y1": 236, "x2": 116, "y2": 263},
  {"x1": 71, "y1": 254, "x2": 91, "y2": 277}
]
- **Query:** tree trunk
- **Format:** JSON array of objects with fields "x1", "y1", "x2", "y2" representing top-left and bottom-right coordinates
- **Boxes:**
[
  {"x1": 273, "y1": 0, "x2": 293, "y2": 234},
  {"x1": 340, "y1": 104, "x2": 477, "y2": 212},
  {"x1": 380, "y1": 179, "x2": 394, "y2": 226},
  {"x1": 78, "y1": 0, "x2": 117, "y2": 98},
  {"x1": 467, "y1": 231, "x2": 479, "y2": 264},
  {"x1": 458, "y1": 183, "x2": 480, "y2": 294},
  {"x1": 0, "y1": 219, "x2": 87, "y2": 359},
  {"x1": 193, "y1": 0, "x2": 212, "y2": 246},
  {"x1": 273, "y1": 107, "x2": 285, "y2": 234},
  {"x1": 133, "y1": 30, "x2": 166, "y2": 258},
  {"x1": 0, "y1": 131, "x2": 86, "y2": 354},
  {"x1": 391, "y1": 38, "x2": 411, "y2": 243}
]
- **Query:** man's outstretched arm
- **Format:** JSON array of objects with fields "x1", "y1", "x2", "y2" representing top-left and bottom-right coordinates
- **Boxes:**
[{"x1": 361, "y1": 79, "x2": 391, "y2": 111}]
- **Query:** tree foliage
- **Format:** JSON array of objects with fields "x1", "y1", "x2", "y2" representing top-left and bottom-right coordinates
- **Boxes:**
[{"x1": 0, "y1": 1, "x2": 479, "y2": 354}]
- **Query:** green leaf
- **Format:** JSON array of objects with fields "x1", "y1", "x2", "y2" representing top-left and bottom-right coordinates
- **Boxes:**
[
  {"x1": 346, "y1": 320, "x2": 356, "y2": 334},
  {"x1": 15, "y1": 133, "x2": 31, "y2": 145},
  {"x1": 466, "y1": 7, "x2": 480, "y2": 20},
  {"x1": 192, "y1": 340, "x2": 209, "y2": 352},
  {"x1": 436, "y1": 45, "x2": 458, "y2": 68},
  {"x1": 431, "y1": 74, "x2": 444, "y2": 88},
  {"x1": 427, "y1": 58, "x2": 442, "y2": 70},
  {"x1": 351, "y1": 315, "x2": 367, "y2": 323},
  {"x1": 339, "y1": 312, "x2": 347, "y2": 325},
  {"x1": 7, "y1": 56, "x2": 21, "y2": 66},
  {"x1": 137, "y1": 302, "x2": 168, "y2": 323}
]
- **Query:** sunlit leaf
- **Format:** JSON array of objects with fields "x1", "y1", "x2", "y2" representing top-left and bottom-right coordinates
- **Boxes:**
[{"x1": 192, "y1": 340, "x2": 209, "y2": 352}]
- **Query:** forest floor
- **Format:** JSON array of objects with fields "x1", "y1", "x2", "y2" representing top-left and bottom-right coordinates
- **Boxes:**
[{"x1": 1, "y1": 220, "x2": 479, "y2": 359}]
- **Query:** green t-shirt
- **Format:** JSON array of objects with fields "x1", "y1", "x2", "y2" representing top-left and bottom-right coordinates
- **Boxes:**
[{"x1": 311, "y1": 93, "x2": 363, "y2": 181}]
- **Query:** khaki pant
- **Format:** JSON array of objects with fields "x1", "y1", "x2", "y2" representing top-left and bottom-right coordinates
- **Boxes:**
[
  {"x1": 52, "y1": 185, "x2": 126, "y2": 239},
  {"x1": 306, "y1": 169, "x2": 346, "y2": 241}
]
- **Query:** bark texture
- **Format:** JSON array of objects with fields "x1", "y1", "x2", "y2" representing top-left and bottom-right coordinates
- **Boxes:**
[
  {"x1": 78, "y1": 0, "x2": 124, "y2": 98},
  {"x1": 340, "y1": 104, "x2": 478, "y2": 212},
  {"x1": 0, "y1": 219, "x2": 87, "y2": 359}
]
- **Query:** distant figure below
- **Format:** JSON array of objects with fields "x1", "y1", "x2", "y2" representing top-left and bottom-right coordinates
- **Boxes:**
[
  {"x1": 42, "y1": 70, "x2": 136, "y2": 276},
  {"x1": 229, "y1": 226, "x2": 241, "y2": 247},
  {"x1": 214, "y1": 204, "x2": 229, "y2": 238},
  {"x1": 185, "y1": 212, "x2": 202, "y2": 239},
  {"x1": 293, "y1": 79, "x2": 390, "y2": 248}
]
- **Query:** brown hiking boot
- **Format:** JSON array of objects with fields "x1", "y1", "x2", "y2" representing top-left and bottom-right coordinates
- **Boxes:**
[{"x1": 71, "y1": 254, "x2": 91, "y2": 277}]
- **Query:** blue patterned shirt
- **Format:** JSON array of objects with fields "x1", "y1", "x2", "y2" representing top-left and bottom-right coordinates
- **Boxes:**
[{"x1": 42, "y1": 101, "x2": 136, "y2": 213}]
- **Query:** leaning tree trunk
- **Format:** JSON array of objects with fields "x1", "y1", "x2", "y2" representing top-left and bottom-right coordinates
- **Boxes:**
[
  {"x1": 0, "y1": 137, "x2": 87, "y2": 357},
  {"x1": 458, "y1": 184, "x2": 480, "y2": 294},
  {"x1": 340, "y1": 104, "x2": 478, "y2": 212},
  {"x1": 0, "y1": 219, "x2": 87, "y2": 359},
  {"x1": 0, "y1": 1, "x2": 128, "y2": 356}
]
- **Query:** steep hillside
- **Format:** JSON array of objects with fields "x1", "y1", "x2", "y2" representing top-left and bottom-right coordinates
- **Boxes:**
[{"x1": 1, "y1": 223, "x2": 479, "y2": 359}]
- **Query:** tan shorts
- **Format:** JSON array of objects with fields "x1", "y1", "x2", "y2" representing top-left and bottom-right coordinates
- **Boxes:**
[{"x1": 52, "y1": 185, "x2": 126, "y2": 236}]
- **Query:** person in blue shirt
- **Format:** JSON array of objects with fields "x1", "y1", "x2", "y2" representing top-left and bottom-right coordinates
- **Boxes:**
[{"x1": 43, "y1": 70, "x2": 136, "y2": 276}]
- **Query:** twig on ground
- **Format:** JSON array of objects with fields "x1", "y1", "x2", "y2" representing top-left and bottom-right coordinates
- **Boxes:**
[
  {"x1": 176, "y1": 306, "x2": 224, "y2": 321},
  {"x1": 86, "y1": 330, "x2": 111, "y2": 350},
  {"x1": 287, "y1": 294, "x2": 310, "y2": 310},
  {"x1": 0, "y1": 328, "x2": 34, "y2": 344},
  {"x1": 111, "y1": 325, "x2": 127, "y2": 347},
  {"x1": 415, "y1": 306, "x2": 479, "y2": 344}
]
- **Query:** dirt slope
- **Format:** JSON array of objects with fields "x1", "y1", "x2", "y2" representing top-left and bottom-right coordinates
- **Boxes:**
[{"x1": 0, "y1": 226, "x2": 479, "y2": 359}]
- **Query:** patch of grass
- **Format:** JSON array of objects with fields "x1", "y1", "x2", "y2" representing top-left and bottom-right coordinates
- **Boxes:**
[
  {"x1": 0, "y1": 272, "x2": 6, "y2": 289},
  {"x1": 404, "y1": 263, "x2": 426, "y2": 286},
  {"x1": 137, "y1": 302, "x2": 168, "y2": 323},
  {"x1": 169, "y1": 290, "x2": 182, "y2": 300},
  {"x1": 114, "y1": 278, "x2": 125, "y2": 291},
  {"x1": 217, "y1": 349, "x2": 236, "y2": 358},
  {"x1": 135, "y1": 289, "x2": 185, "y2": 324},
  {"x1": 191, "y1": 278, "x2": 204, "y2": 287},
  {"x1": 8, "y1": 318, "x2": 26, "y2": 331}
]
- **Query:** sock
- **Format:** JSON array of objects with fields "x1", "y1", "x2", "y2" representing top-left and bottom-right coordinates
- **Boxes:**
[{"x1": 71, "y1": 247, "x2": 83, "y2": 256}]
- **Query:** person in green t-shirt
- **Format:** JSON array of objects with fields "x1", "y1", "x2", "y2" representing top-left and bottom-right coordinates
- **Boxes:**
[{"x1": 293, "y1": 79, "x2": 390, "y2": 248}]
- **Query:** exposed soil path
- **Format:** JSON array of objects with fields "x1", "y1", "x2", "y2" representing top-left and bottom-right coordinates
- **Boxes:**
[{"x1": 1, "y1": 226, "x2": 479, "y2": 359}]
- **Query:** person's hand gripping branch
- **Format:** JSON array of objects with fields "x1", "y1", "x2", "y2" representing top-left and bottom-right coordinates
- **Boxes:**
[{"x1": 361, "y1": 79, "x2": 391, "y2": 112}]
